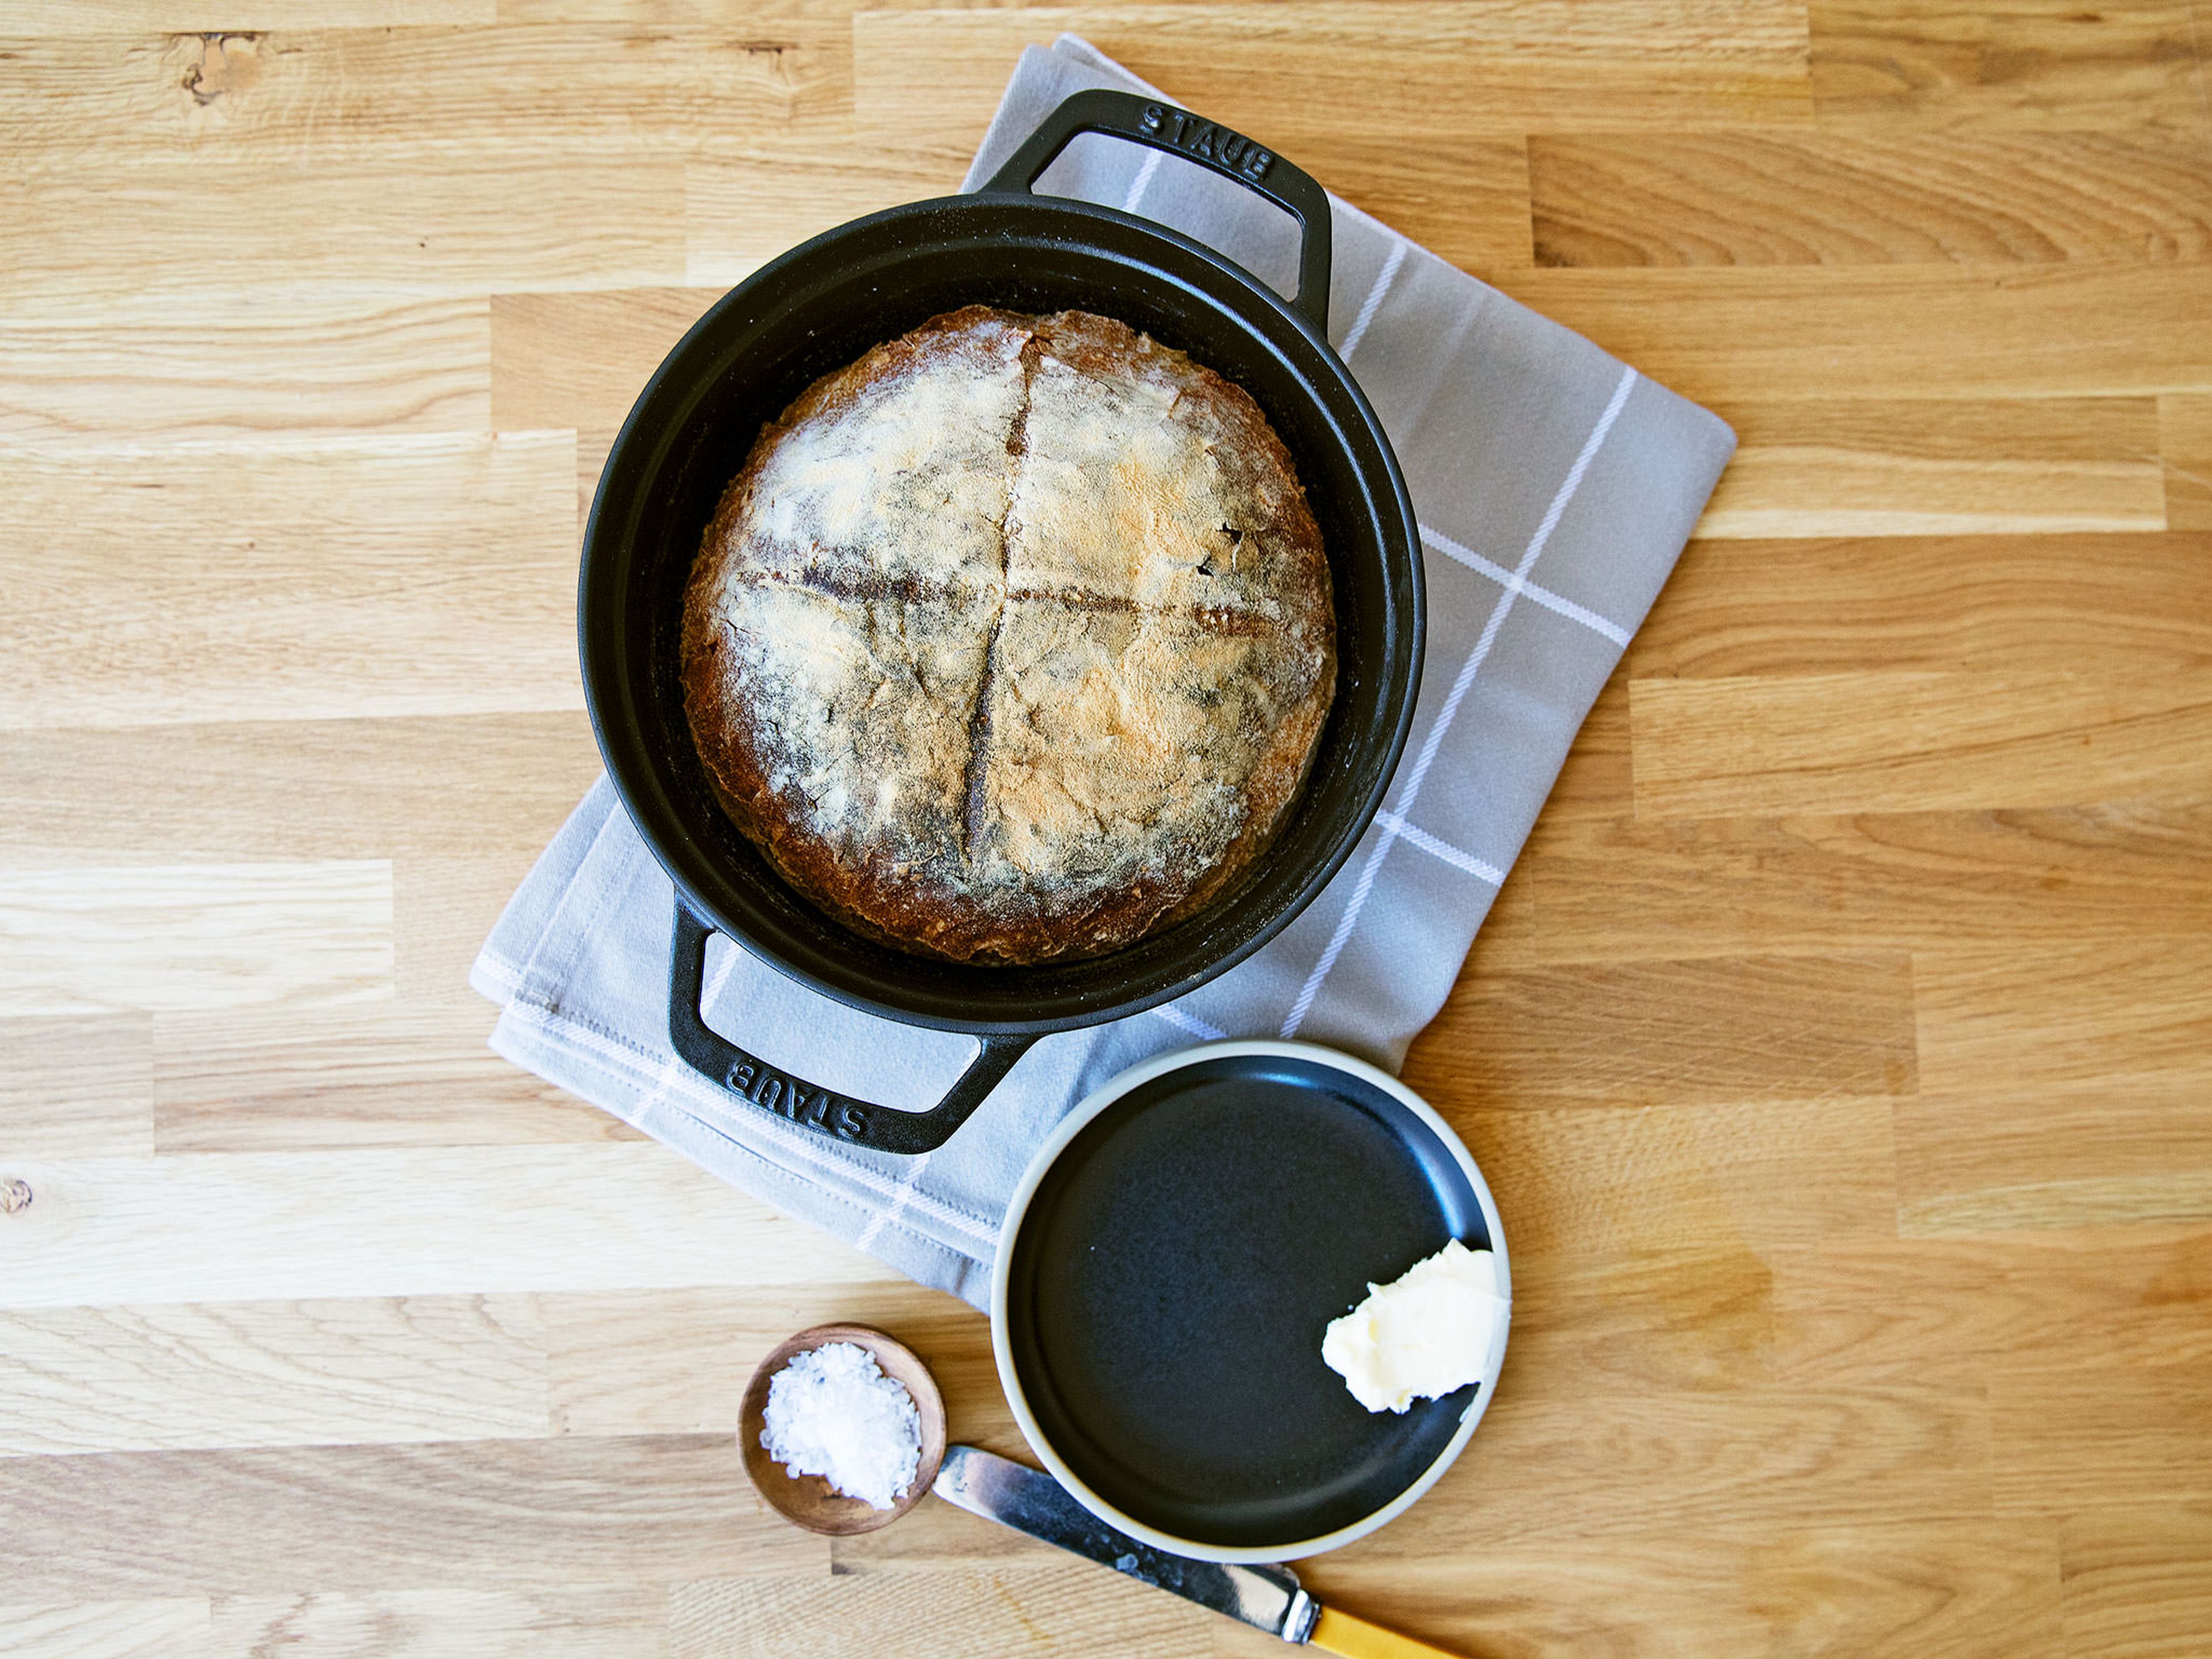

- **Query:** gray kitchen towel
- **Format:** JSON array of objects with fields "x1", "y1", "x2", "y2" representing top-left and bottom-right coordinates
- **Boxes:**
[{"x1": 471, "y1": 38, "x2": 1736, "y2": 1309}]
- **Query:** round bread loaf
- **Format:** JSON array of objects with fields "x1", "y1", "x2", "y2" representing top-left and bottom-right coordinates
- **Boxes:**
[{"x1": 680, "y1": 305, "x2": 1335, "y2": 964}]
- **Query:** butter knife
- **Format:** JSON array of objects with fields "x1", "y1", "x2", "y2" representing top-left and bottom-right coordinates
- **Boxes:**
[{"x1": 932, "y1": 1445, "x2": 1460, "y2": 1659}]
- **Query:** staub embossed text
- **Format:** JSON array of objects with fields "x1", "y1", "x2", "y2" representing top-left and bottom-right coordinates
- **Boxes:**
[
  {"x1": 726, "y1": 1058, "x2": 868, "y2": 1140},
  {"x1": 1139, "y1": 102, "x2": 1272, "y2": 179}
]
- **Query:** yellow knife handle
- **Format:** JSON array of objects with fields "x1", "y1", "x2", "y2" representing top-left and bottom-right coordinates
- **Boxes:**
[{"x1": 1309, "y1": 1605, "x2": 1465, "y2": 1659}]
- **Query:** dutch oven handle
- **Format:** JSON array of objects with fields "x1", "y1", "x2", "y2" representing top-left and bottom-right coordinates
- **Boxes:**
[
  {"x1": 980, "y1": 88, "x2": 1333, "y2": 336},
  {"x1": 667, "y1": 903, "x2": 1037, "y2": 1156}
]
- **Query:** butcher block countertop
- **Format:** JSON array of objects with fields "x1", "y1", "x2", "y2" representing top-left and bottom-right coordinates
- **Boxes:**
[{"x1": 4, "y1": 5, "x2": 2211, "y2": 1657}]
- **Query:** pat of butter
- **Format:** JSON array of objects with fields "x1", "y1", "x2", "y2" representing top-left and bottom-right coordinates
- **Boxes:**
[{"x1": 1321, "y1": 1238, "x2": 1507, "y2": 1414}]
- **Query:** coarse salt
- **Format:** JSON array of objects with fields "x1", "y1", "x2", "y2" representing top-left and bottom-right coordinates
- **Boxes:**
[{"x1": 760, "y1": 1341, "x2": 923, "y2": 1510}]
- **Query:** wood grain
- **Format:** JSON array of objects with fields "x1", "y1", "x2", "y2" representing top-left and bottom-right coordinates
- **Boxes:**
[
  {"x1": 2061, "y1": 1507, "x2": 2212, "y2": 1659},
  {"x1": 392, "y1": 851, "x2": 566, "y2": 994},
  {"x1": 1995, "y1": 1362, "x2": 2212, "y2": 1513},
  {"x1": 0, "y1": 1018, "x2": 153, "y2": 1158},
  {"x1": 828, "y1": 1496, "x2": 1066, "y2": 1580},
  {"x1": 1632, "y1": 531, "x2": 2212, "y2": 676},
  {"x1": 1808, "y1": 0, "x2": 2210, "y2": 130},
  {"x1": 1774, "y1": 1232, "x2": 2212, "y2": 1382},
  {"x1": 0, "y1": 26, "x2": 844, "y2": 165},
  {"x1": 856, "y1": 5, "x2": 1816, "y2": 151},
  {"x1": 1896, "y1": 1078, "x2": 2212, "y2": 1233},
  {"x1": 495, "y1": 0, "x2": 869, "y2": 16},
  {"x1": 0, "y1": 1600, "x2": 211, "y2": 1659},
  {"x1": 1630, "y1": 670, "x2": 2212, "y2": 817},
  {"x1": 0, "y1": 1145, "x2": 903, "y2": 1311},
  {"x1": 2162, "y1": 393, "x2": 2212, "y2": 529},
  {"x1": 544, "y1": 1283, "x2": 1010, "y2": 1448},
  {"x1": 1501, "y1": 1245, "x2": 1778, "y2": 1395},
  {"x1": 1537, "y1": 664, "x2": 1636, "y2": 820},
  {"x1": 669, "y1": 1565, "x2": 1213, "y2": 1659},
  {"x1": 490, "y1": 290, "x2": 720, "y2": 433},
  {"x1": 206, "y1": 1587, "x2": 668, "y2": 1659},
  {"x1": 1533, "y1": 131, "x2": 2212, "y2": 266},
  {"x1": 0, "y1": 714, "x2": 600, "y2": 864},
  {"x1": 211, "y1": 1592, "x2": 668, "y2": 1659},
  {"x1": 1296, "y1": 137, "x2": 1537, "y2": 275},
  {"x1": 1243, "y1": 1521, "x2": 2065, "y2": 1659},
  {"x1": 1377, "y1": 1383, "x2": 1992, "y2": 1548},
  {"x1": 490, "y1": 287, "x2": 719, "y2": 515},
  {"x1": 0, "y1": 1435, "x2": 824, "y2": 1600},
  {"x1": 1, "y1": 164, "x2": 684, "y2": 319},
  {"x1": 1500, "y1": 263, "x2": 2212, "y2": 403},
  {"x1": 1914, "y1": 937, "x2": 2212, "y2": 1091},
  {"x1": 1521, "y1": 801, "x2": 2212, "y2": 961},
  {"x1": 1409, "y1": 950, "x2": 1917, "y2": 1106},
  {"x1": 0, "y1": 862, "x2": 393, "y2": 1017},
  {"x1": 0, "y1": 434, "x2": 579, "y2": 731},
  {"x1": 153, "y1": 1001, "x2": 639, "y2": 1154},
  {"x1": 4, "y1": 3, "x2": 2210, "y2": 1653},
  {"x1": 685, "y1": 149, "x2": 967, "y2": 285},
  {"x1": 0, "y1": 1296, "x2": 547, "y2": 1456},
  {"x1": 0, "y1": 1, "x2": 490, "y2": 26},
  {"x1": 1442, "y1": 1097, "x2": 1902, "y2": 1257},
  {"x1": 1693, "y1": 397, "x2": 2166, "y2": 539},
  {"x1": 0, "y1": 300, "x2": 489, "y2": 442}
]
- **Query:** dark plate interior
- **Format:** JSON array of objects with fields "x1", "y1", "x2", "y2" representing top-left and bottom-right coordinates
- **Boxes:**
[
  {"x1": 1003, "y1": 1053, "x2": 1490, "y2": 1551},
  {"x1": 580, "y1": 194, "x2": 1421, "y2": 1034}
]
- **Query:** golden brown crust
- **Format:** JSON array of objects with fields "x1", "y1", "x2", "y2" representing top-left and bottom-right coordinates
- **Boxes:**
[{"x1": 680, "y1": 305, "x2": 1335, "y2": 964}]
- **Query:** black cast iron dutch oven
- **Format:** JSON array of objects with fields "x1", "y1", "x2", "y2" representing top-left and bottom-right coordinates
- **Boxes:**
[{"x1": 579, "y1": 90, "x2": 1423, "y2": 1156}]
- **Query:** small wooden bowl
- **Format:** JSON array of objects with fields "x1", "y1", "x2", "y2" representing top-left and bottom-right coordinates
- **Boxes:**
[{"x1": 739, "y1": 1323, "x2": 948, "y2": 1536}]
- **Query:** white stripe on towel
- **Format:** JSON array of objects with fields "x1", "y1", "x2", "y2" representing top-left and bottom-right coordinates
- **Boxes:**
[
  {"x1": 1153, "y1": 1002, "x2": 1228, "y2": 1041},
  {"x1": 1280, "y1": 362, "x2": 1638, "y2": 1039},
  {"x1": 1373, "y1": 812, "x2": 1505, "y2": 885},
  {"x1": 497, "y1": 995, "x2": 1005, "y2": 1250},
  {"x1": 1339, "y1": 238, "x2": 1405, "y2": 362},
  {"x1": 1418, "y1": 524, "x2": 1633, "y2": 646},
  {"x1": 1122, "y1": 150, "x2": 1164, "y2": 213},
  {"x1": 855, "y1": 1152, "x2": 931, "y2": 1252}
]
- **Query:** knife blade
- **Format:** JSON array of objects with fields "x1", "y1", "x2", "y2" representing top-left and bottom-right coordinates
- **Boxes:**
[{"x1": 931, "y1": 1444, "x2": 1317, "y2": 1644}]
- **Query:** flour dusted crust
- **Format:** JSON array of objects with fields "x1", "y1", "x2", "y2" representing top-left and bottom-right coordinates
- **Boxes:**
[{"x1": 681, "y1": 306, "x2": 1335, "y2": 964}]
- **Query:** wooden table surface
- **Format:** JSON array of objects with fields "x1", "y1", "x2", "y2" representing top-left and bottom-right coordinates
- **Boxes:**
[{"x1": 4, "y1": 4, "x2": 2211, "y2": 1656}]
